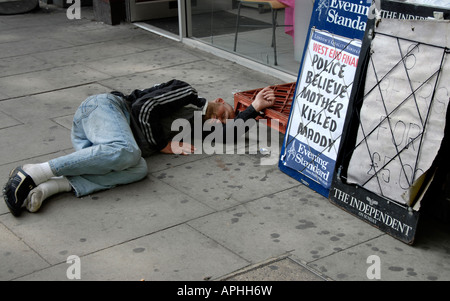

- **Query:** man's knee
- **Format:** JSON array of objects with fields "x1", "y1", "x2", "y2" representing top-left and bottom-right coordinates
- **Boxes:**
[
  {"x1": 111, "y1": 144, "x2": 142, "y2": 171},
  {"x1": 133, "y1": 157, "x2": 148, "y2": 181},
  {"x1": 122, "y1": 157, "x2": 148, "y2": 184}
]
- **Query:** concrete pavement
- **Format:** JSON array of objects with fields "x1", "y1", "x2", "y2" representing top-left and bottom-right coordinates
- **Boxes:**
[{"x1": 1, "y1": 3, "x2": 449, "y2": 282}]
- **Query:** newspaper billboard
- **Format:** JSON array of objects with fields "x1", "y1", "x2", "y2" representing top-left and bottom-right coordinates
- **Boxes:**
[{"x1": 279, "y1": 0, "x2": 372, "y2": 197}]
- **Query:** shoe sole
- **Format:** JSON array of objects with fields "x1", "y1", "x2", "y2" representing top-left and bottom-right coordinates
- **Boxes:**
[
  {"x1": 3, "y1": 167, "x2": 36, "y2": 217},
  {"x1": 3, "y1": 184, "x2": 21, "y2": 216}
]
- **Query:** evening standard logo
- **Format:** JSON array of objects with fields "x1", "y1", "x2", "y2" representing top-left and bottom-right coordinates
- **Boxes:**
[
  {"x1": 284, "y1": 139, "x2": 333, "y2": 187},
  {"x1": 326, "y1": 0, "x2": 371, "y2": 32},
  {"x1": 316, "y1": 0, "x2": 330, "y2": 21}
]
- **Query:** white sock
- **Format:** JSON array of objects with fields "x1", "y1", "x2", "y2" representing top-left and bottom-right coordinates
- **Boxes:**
[
  {"x1": 23, "y1": 162, "x2": 55, "y2": 185},
  {"x1": 25, "y1": 177, "x2": 72, "y2": 213}
]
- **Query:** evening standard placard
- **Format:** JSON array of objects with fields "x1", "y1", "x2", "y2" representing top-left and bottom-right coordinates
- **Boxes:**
[{"x1": 281, "y1": 30, "x2": 361, "y2": 191}]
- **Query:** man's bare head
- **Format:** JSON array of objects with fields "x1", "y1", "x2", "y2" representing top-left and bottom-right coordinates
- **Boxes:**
[{"x1": 205, "y1": 98, "x2": 236, "y2": 124}]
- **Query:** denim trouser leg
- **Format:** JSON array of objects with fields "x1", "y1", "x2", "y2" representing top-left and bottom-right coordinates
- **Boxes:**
[{"x1": 48, "y1": 94, "x2": 148, "y2": 197}]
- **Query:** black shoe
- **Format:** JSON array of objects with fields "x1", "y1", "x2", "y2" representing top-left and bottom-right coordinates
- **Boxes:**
[{"x1": 3, "y1": 166, "x2": 36, "y2": 216}]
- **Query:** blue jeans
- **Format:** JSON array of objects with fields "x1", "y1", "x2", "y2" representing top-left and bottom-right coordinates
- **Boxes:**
[{"x1": 48, "y1": 94, "x2": 148, "y2": 197}]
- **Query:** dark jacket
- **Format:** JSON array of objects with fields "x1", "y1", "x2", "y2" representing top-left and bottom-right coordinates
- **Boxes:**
[{"x1": 112, "y1": 79, "x2": 260, "y2": 157}]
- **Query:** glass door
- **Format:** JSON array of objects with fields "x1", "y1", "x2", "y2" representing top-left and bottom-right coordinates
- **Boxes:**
[
  {"x1": 187, "y1": 0, "x2": 301, "y2": 75},
  {"x1": 187, "y1": 0, "x2": 237, "y2": 41},
  {"x1": 125, "y1": 0, "x2": 308, "y2": 76},
  {"x1": 126, "y1": 0, "x2": 181, "y2": 39}
]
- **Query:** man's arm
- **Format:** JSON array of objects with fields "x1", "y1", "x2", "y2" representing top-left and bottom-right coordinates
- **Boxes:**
[
  {"x1": 168, "y1": 87, "x2": 276, "y2": 155},
  {"x1": 219, "y1": 87, "x2": 276, "y2": 142},
  {"x1": 249, "y1": 87, "x2": 277, "y2": 112}
]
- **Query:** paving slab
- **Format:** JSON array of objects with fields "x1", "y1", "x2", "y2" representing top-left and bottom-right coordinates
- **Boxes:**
[
  {"x1": 0, "y1": 6, "x2": 76, "y2": 29},
  {"x1": 0, "y1": 119, "x2": 72, "y2": 165},
  {"x1": 154, "y1": 153, "x2": 299, "y2": 211},
  {"x1": 97, "y1": 46, "x2": 287, "y2": 100},
  {"x1": 0, "y1": 222, "x2": 49, "y2": 281},
  {"x1": 0, "y1": 55, "x2": 56, "y2": 77},
  {"x1": 0, "y1": 36, "x2": 74, "y2": 60},
  {"x1": 188, "y1": 185, "x2": 383, "y2": 264},
  {"x1": 145, "y1": 152, "x2": 212, "y2": 174},
  {"x1": 0, "y1": 64, "x2": 110, "y2": 99},
  {"x1": 0, "y1": 175, "x2": 214, "y2": 266},
  {"x1": 309, "y1": 219, "x2": 450, "y2": 281},
  {"x1": 0, "y1": 110, "x2": 21, "y2": 129},
  {"x1": 52, "y1": 115, "x2": 74, "y2": 130},
  {"x1": 15, "y1": 224, "x2": 250, "y2": 281},
  {"x1": 0, "y1": 19, "x2": 93, "y2": 41},
  {"x1": 48, "y1": 23, "x2": 147, "y2": 46},
  {"x1": 0, "y1": 83, "x2": 110, "y2": 121},
  {"x1": 222, "y1": 257, "x2": 327, "y2": 281},
  {"x1": 115, "y1": 33, "x2": 183, "y2": 52},
  {"x1": 98, "y1": 60, "x2": 235, "y2": 96},
  {"x1": 32, "y1": 40, "x2": 145, "y2": 67},
  {"x1": 84, "y1": 47, "x2": 202, "y2": 78}
]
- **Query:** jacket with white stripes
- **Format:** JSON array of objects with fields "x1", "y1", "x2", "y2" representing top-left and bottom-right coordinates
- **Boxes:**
[{"x1": 112, "y1": 79, "x2": 259, "y2": 157}]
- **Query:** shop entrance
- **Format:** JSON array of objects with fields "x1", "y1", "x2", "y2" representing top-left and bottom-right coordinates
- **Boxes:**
[
  {"x1": 126, "y1": 0, "x2": 181, "y2": 39},
  {"x1": 126, "y1": 0, "x2": 178, "y2": 22},
  {"x1": 125, "y1": 0, "x2": 304, "y2": 76}
]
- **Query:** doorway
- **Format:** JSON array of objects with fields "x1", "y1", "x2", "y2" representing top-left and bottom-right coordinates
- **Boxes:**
[
  {"x1": 125, "y1": 0, "x2": 302, "y2": 76},
  {"x1": 126, "y1": 0, "x2": 181, "y2": 39}
]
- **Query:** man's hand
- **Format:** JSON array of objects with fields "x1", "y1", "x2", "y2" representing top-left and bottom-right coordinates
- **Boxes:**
[
  {"x1": 252, "y1": 87, "x2": 276, "y2": 112},
  {"x1": 160, "y1": 141, "x2": 196, "y2": 155}
]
